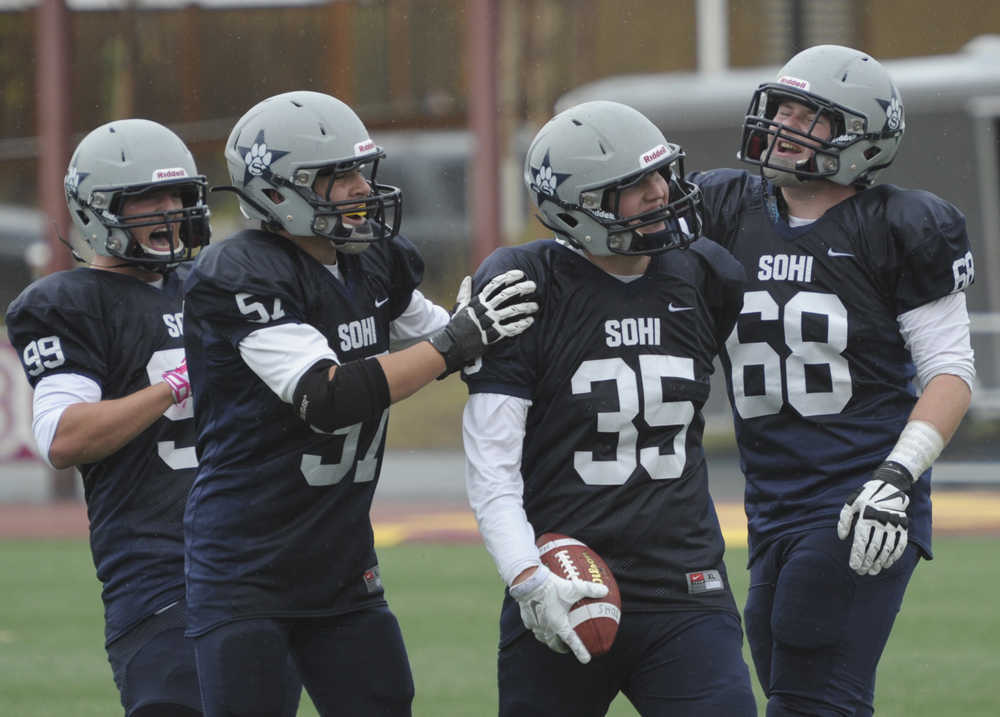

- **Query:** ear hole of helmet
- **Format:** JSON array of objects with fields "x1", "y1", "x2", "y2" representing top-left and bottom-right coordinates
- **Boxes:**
[
  {"x1": 864, "y1": 146, "x2": 882, "y2": 160},
  {"x1": 264, "y1": 188, "x2": 286, "y2": 204},
  {"x1": 557, "y1": 212, "x2": 579, "y2": 228}
]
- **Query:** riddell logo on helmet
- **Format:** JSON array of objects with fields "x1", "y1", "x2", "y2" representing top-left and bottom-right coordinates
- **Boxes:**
[
  {"x1": 777, "y1": 75, "x2": 810, "y2": 91},
  {"x1": 639, "y1": 144, "x2": 668, "y2": 167},
  {"x1": 152, "y1": 167, "x2": 189, "y2": 181},
  {"x1": 354, "y1": 140, "x2": 376, "y2": 156}
]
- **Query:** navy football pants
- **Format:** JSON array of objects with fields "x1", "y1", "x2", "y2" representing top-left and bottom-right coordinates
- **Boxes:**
[
  {"x1": 194, "y1": 605, "x2": 413, "y2": 717},
  {"x1": 498, "y1": 610, "x2": 756, "y2": 716},
  {"x1": 744, "y1": 528, "x2": 919, "y2": 716},
  {"x1": 106, "y1": 600, "x2": 203, "y2": 716}
]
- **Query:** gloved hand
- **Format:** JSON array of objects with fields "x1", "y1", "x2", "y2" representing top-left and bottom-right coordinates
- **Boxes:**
[
  {"x1": 161, "y1": 358, "x2": 191, "y2": 406},
  {"x1": 509, "y1": 565, "x2": 608, "y2": 664},
  {"x1": 428, "y1": 269, "x2": 538, "y2": 376},
  {"x1": 836, "y1": 461, "x2": 913, "y2": 576}
]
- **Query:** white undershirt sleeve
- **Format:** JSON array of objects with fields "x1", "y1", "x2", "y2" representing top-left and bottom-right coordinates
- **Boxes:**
[
  {"x1": 389, "y1": 290, "x2": 449, "y2": 347},
  {"x1": 238, "y1": 323, "x2": 339, "y2": 404},
  {"x1": 32, "y1": 373, "x2": 102, "y2": 468},
  {"x1": 897, "y1": 292, "x2": 976, "y2": 392},
  {"x1": 463, "y1": 392, "x2": 540, "y2": 586}
]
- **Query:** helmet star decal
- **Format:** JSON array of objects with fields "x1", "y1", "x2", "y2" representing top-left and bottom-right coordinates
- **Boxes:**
[
  {"x1": 64, "y1": 164, "x2": 89, "y2": 198},
  {"x1": 529, "y1": 150, "x2": 571, "y2": 206},
  {"x1": 237, "y1": 129, "x2": 289, "y2": 186}
]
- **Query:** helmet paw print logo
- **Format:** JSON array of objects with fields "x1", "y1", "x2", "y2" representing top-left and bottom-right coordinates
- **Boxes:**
[
  {"x1": 245, "y1": 142, "x2": 273, "y2": 177},
  {"x1": 529, "y1": 151, "x2": 569, "y2": 205},
  {"x1": 535, "y1": 164, "x2": 557, "y2": 195},
  {"x1": 884, "y1": 95, "x2": 903, "y2": 132},
  {"x1": 236, "y1": 129, "x2": 289, "y2": 186},
  {"x1": 64, "y1": 165, "x2": 86, "y2": 197}
]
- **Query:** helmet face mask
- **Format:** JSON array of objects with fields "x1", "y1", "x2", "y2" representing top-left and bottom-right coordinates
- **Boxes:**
[
  {"x1": 525, "y1": 101, "x2": 701, "y2": 257},
  {"x1": 106, "y1": 182, "x2": 209, "y2": 261},
  {"x1": 741, "y1": 89, "x2": 844, "y2": 184},
  {"x1": 65, "y1": 119, "x2": 211, "y2": 272},
  {"x1": 738, "y1": 45, "x2": 905, "y2": 188},
  {"x1": 224, "y1": 91, "x2": 402, "y2": 250},
  {"x1": 587, "y1": 160, "x2": 702, "y2": 256},
  {"x1": 293, "y1": 158, "x2": 402, "y2": 253}
]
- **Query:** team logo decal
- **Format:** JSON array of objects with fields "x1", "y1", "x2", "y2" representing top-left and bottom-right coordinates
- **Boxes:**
[
  {"x1": 529, "y1": 150, "x2": 571, "y2": 205},
  {"x1": 877, "y1": 89, "x2": 904, "y2": 133},
  {"x1": 64, "y1": 164, "x2": 88, "y2": 198},
  {"x1": 237, "y1": 129, "x2": 290, "y2": 186}
]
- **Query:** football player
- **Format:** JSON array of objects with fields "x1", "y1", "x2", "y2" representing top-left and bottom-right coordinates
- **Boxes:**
[
  {"x1": 3, "y1": 120, "x2": 243, "y2": 716},
  {"x1": 462, "y1": 101, "x2": 757, "y2": 716},
  {"x1": 181, "y1": 90, "x2": 538, "y2": 717},
  {"x1": 689, "y1": 45, "x2": 976, "y2": 715}
]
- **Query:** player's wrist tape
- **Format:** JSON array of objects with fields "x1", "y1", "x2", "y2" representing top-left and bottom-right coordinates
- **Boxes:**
[
  {"x1": 885, "y1": 419, "x2": 944, "y2": 484},
  {"x1": 872, "y1": 461, "x2": 914, "y2": 492},
  {"x1": 509, "y1": 564, "x2": 550, "y2": 599},
  {"x1": 292, "y1": 357, "x2": 390, "y2": 432}
]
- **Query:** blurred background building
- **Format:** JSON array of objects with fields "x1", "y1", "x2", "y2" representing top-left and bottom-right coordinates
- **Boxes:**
[{"x1": 2, "y1": 0, "x2": 999, "y2": 499}]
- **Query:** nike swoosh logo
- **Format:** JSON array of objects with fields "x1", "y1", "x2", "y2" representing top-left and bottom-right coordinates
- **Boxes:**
[
  {"x1": 374, "y1": 297, "x2": 390, "y2": 308},
  {"x1": 827, "y1": 248, "x2": 855, "y2": 258},
  {"x1": 668, "y1": 303, "x2": 694, "y2": 312}
]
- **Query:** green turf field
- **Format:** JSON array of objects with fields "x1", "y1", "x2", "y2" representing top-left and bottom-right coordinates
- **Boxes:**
[{"x1": 0, "y1": 537, "x2": 996, "y2": 716}]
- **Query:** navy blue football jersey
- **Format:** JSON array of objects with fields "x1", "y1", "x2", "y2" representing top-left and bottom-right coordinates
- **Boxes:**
[
  {"x1": 691, "y1": 168, "x2": 975, "y2": 560},
  {"x1": 5, "y1": 266, "x2": 194, "y2": 646},
  {"x1": 463, "y1": 238, "x2": 746, "y2": 639},
  {"x1": 182, "y1": 229, "x2": 425, "y2": 636}
]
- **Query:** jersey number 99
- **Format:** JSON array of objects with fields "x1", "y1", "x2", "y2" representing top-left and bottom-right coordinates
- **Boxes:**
[{"x1": 21, "y1": 336, "x2": 66, "y2": 377}]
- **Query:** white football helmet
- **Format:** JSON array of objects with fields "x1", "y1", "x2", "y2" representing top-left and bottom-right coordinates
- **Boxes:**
[
  {"x1": 222, "y1": 91, "x2": 401, "y2": 252},
  {"x1": 739, "y1": 45, "x2": 904, "y2": 188},
  {"x1": 524, "y1": 100, "x2": 701, "y2": 256},
  {"x1": 64, "y1": 119, "x2": 210, "y2": 271}
]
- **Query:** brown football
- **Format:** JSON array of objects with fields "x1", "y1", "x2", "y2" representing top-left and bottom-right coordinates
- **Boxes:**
[{"x1": 536, "y1": 532, "x2": 621, "y2": 657}]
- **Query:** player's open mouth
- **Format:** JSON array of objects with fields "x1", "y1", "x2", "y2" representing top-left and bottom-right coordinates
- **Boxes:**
[
  {"x1": 146, "y1": 227, "x2": 178, "y2": 252},
  {"x1": 775, "y1": 139, "x2": 807, "y2": 155}
]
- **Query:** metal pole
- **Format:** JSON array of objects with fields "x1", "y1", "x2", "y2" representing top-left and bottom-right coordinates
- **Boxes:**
[
  {"x1": 789, "y1": 0, "x2": 806, "y2": 56},
  {"x1": 36, "y1": 0, "x2": 77, "y2": 501},
  {"x1": 36, "y1": 0, "x2": 72, "y2": 276},
  {"x1": 696, "y1": 0, "x2": 729, "y2": 74},
  {"x1": 467, "y1": 0, "x2": 501, "y2": 272}
]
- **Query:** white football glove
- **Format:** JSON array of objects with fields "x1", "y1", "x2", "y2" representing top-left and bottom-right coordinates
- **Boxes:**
[
  {"x1": 509, "y1": 565, "x2": 608, "y2": 664},
  {"x1": 428, "y1": 269, "x2": 538, "y2": 376},
  {"x1": 837, "y1": 461, "x2": 913, "y2": 576}
]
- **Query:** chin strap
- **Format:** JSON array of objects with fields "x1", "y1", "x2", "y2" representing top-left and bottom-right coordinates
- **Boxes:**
[{"x1": 53, "y1": 220, "x2": 87, "y2": 264}]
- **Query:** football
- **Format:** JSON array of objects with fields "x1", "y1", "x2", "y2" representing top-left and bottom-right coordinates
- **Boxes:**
[{"x1": 536, "y1": 532, "x2": 621, "y2": 657}]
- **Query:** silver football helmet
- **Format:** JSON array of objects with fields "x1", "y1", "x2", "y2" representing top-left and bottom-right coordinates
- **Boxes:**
[
  {"x1": 222, "y1": 91, "x2": 401, "y2": 252},
  {"x1": 64, "y1": 119, "x2": 210, "y2": 270},
  {"x1": 524, "y1": 100, "x2": 701, "y2": 256},
  {"x1": 739, "y1": 44, "x2": 905, "y2": 188}
]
